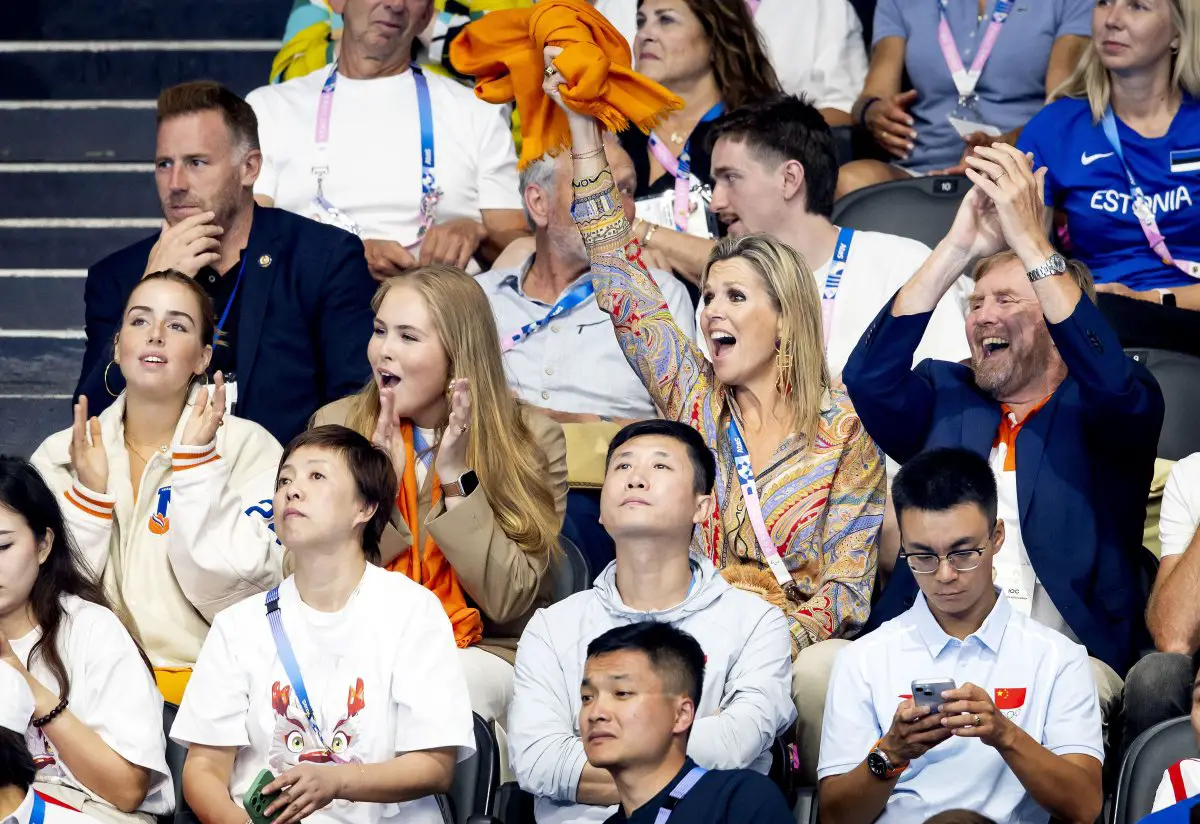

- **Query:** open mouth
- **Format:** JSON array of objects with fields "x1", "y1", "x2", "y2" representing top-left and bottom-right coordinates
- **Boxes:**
[
  {"x1": 378, "y1": 370, "x2": 400, "y2": 389},
  {"x1": 140, "y1": 354, "x2": 168, "y2": 365},
  {"x1": 299, "y1": 751, "x2": 334, "y2": 764},
  {"x1": 710, "y1": 332, "x2": 737, "y2": 358},
  {"x1": 979, "y1": 337, "x2": 1009, "y2": 358}
]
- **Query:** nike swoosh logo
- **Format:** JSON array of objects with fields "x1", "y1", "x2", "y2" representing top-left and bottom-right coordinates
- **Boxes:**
[{"x1": 1081, "y1": 151, "x2": 1114, "y2": 166}]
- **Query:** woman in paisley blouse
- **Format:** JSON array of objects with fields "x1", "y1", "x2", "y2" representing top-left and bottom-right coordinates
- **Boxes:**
[{"x1": 542, "y1": 48, "x2": 884, "y2": 666}]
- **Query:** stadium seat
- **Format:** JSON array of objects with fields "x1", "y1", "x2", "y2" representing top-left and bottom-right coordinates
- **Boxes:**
[
  {"x1": 443, "y1": 713, "x2": 501, "y2": 824},
  {"x1": 550, "y1": 535, "x2": 593, "y2": 603},
  {"x1": 1112, "y1": 716, "x2": 1199, "y2": 824},
  {"x1": 1125, "y1": 348, "x2": 1200, "y2": 461},
  {"x1": 794, "y1": 786, "x2": 819, "y2": 824},
  {"x1": 831, "y1": 175, "x2": 971, "y2": 250},
  {"x1": 162, "y1": 702, "x2": 198, "y2": 824},
  {"x1": 489, "y1": 781, "x2": 535, "y2": 824}
]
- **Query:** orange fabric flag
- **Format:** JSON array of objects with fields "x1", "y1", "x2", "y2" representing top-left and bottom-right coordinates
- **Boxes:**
[
  {"x1": 388, "y1": 421, "x2": 484, "y2": 649},
  {"x1": 449, "y1": 0, "x2": 682, "y2": 168}
]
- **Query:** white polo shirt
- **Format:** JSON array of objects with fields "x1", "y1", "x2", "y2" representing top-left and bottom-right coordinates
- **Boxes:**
[
  {"x1": 2, "y1": 791, "x2": 93, "y2": 824},
  {"x1": 1160, "y1": 453, "x2": 1200, "y2": 559},
  {"x1": 818, "y1": 591, "x2": 1103, "y2": 824},
  {"x1": 478, "y1": 254, "x2": 696, "y2": 420}
]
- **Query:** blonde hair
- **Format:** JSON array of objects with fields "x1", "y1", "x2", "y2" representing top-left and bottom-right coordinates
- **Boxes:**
[
  {"x1": 701, "y1": 233, "x2": 830, "y2": 441},
  {"x1": 1049, "y1": 0, "x2": 1200, "y2": 121},
  {"x1": 345, "y1": 267, "x2": 560, "y2": 559},
  {"x1": 973, "y1": 250, "x2": 1098, "y2": 304}
]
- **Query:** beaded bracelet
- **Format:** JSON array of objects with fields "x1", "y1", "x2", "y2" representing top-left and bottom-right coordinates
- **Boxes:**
[{"x1": 32, "y1": 697, "x2": 68, "y2": 728}]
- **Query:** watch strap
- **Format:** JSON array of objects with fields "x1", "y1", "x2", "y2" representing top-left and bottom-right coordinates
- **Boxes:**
[
  {"x1": 871, "y1": 738, "x2": 908, "y2": 779},
  {"x1": 1027, "y1": 253, "x2": 1067, "y2": 283}
]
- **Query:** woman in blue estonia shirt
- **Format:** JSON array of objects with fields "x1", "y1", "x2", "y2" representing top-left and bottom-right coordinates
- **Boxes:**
[{"x1": 1018, "y1": 0, "x2": 1200, "y2": 310}]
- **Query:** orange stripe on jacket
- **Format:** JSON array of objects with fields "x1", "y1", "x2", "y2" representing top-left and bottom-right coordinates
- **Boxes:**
[{"x1": 64, "y1": 489, "x2": 113, "y2": 520}]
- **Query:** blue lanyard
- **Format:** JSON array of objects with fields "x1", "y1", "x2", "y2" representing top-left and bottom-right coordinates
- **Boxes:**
[
  {"x1": 1101, "y1": 107, "x2": 1145, "y2": 195},
  {"x1": 412, "y1": 427, "x2": 434, "y2": 471},
  {"x1": 723, "y1": 417, "x2": 792, "y2": 587},
  {"x1": 652, "y1": 766, "x2": 708, "y2": 823},
  {"x1": 264, "y1": 588, "x2": 340, "y2": 757},
  {"x1": 500, "y1": 279, "x2": 595, "y2": 352},
  {"x1": 819, "y1": 227, "x2": 855, "y2": 348},
  {"x1": 678, "y1": 103, "x2": 725, "y2": 179},
  {"x1": 29, "y1": 794, "x2": 45, "y2": 824},
  {"x1": 213, "y1": 255, "x2": 248, "y2": 348}
]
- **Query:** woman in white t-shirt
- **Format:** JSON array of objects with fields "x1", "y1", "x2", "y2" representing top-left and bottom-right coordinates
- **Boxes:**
[
  {"x1": 0, "y1": 457, "x2": 172, "y2": 824},
  {"x1": 172, "y1": 425, "x2": 475, "y2": 824}
]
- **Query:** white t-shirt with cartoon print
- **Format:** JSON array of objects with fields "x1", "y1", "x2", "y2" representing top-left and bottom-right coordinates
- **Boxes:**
[
  {"x1": 171, "y1": 565, "x2": 475, "y2": 824},
  {"x1": 10, "y1": 595, "x2": 173, "y2": 817}
]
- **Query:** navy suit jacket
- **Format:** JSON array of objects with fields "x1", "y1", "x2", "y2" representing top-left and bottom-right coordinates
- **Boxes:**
[
  {"x1": 843, "y1": 293, "x2": 1163, "y2": 675},
  {"x1": 75, "y1": 205, "x2": 377, "y2": 446}
]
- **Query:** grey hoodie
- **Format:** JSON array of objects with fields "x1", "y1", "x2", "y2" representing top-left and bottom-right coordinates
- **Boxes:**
[{"x1": 507, "y1": 558, "x2": 796, "y2": 824}]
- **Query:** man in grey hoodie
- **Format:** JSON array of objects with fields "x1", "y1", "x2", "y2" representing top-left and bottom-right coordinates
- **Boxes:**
[{"x1": 508, "y1": 420, "x2": 796, "y2": 824}]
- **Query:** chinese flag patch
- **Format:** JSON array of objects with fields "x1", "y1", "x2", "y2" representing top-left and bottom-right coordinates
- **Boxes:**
[{"x1": 994, "y1": 688, "x2": 1027, "y2": 710}]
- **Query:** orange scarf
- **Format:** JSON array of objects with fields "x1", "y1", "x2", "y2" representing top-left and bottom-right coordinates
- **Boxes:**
[
  {"x1": 386, "y1": 422, "x2": 483, "y2": 648},
  {"x1": 448, "y1": 0, "x2": 682, "y2": 168}
]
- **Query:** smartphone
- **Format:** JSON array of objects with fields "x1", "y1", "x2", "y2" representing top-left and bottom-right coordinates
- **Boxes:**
[
  {"x1": 911, "y1": 678, "x2": 957, "y2": 711},
  {"x1": 242, "y1": 768, "x2": 279, "y2": 824}
]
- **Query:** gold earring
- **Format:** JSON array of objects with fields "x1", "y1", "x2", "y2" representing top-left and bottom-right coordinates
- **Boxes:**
[
  {"x1": 103, "y1": 361, "x2": 119, "y2": 398},
  {"x1": 775, "y1": 337, "x2": 793, "y2": 394}
]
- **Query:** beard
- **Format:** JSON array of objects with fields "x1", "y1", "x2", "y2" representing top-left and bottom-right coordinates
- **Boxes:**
[
  {"x1": 971, "y1": 331, "x2": 1055, "y2": 399},
  {"x1": 161, "y1": 175, "x2": 243, "y2": 228}
]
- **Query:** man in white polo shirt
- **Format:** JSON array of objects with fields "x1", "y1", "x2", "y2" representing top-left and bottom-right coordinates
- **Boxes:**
[
  {"x1": 246, "y1": 0, "x2": 529, "y2": 278},
  {"x1": 0, "y1": 663, "x2": 93, "y2": 824},
  {"x1": 478, "y1": 141, "x2": 695, "y2": 423},
  {"x1": 818, "y1": 447, "x2": 1104, "y2": 824}
]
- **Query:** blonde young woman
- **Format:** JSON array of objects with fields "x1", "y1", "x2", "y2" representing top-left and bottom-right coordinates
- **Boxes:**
[
  {"x1": 1019, "y1": 0, "x2": 1200, "y2": 317},
  {"x1": 311, "y1": 267, "x2": 568, "y2": 725},
  {"x1": 31, "y1": 271, "x2": 283, "y2": 705},
  {"x1": 541, "y1": 45, "x2": 885, "y2": 772}
]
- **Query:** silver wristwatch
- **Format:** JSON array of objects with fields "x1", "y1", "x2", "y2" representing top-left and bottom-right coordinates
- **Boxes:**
[{"x1": 1026, "y1": 253, "x2": 1068, "y2": 283}]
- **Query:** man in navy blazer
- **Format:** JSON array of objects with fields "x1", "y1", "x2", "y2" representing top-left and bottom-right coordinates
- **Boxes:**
[
  {"x1": 844, "y1": 145, "x2": 1163, "y2": 680},
  {"x1": 75, "y1": 81, "x2": 376, "y2": 446}
]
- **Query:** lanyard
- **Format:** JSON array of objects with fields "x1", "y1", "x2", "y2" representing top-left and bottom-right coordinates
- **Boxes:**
[
  {"x1": 412, "y1": 427, "x2": 434, "y2": 471},
  {"x1": 29, "y1": 794, "x2": 45, "y2": 824},
  {"x1": 213, "y1": 256, "x2": 248, "y2": 348},
  {"x1": 724, "y1": 416, "x2": 792, "y2": 588},
  {"x1": 499, "y1": 279, "x2": 595, "y2": 353},
  {"x1": 821, "y1": 227, "x2": 854, "y2": 350},
  {"x1": 1100, "y1": 107, "x2": 1200, "y2": 278},
  {"x1": 936, "y1": 0, "x2": 1013, "y2": 105},
  {"x1": 264, "y1": 588, "x2": 346, "y2": 761},
  {"x1": 312, "y1": 63, "x2": 440, "y2": 241},
  {"x1": 652, "y1": 766, "x2": 708, "y2": 823},
  {"x1": 647, "y1": 103, "x2": 725, "y2": 232}
]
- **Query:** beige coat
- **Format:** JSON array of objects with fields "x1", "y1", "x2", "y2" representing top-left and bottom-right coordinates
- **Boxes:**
[{"x1": 311, "y1": 397, "x2": 569, "y2": 661}]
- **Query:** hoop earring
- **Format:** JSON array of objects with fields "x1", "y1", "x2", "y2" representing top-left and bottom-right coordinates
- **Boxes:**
[
  {"x1": 774, "y1": 336, "x2": 793, "y2": 395},
  {"x1": 103, "y1": 361, "x2": 119, "y2": 398}
]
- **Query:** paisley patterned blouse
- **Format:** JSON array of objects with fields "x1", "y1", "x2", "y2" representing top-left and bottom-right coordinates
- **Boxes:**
[{"x1": 573, "y1": 169, "x2": 885, "y2": 652}]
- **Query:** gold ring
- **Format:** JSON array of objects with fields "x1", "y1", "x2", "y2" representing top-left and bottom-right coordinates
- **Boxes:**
[
  {"x1": 544, "y1": 64, "x2": 556, "y2": 78},
  {"x1": 459, "y1": 424, "x2": 468, "y2": 434},
  {"x1": 973, "y1": 714, "x2": 982, "y2": 727},
  {"x1": 994, "y1": 171, "x2": 1008, "y2": 181}
]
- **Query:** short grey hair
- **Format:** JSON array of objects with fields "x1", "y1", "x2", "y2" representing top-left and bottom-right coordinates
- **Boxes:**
[{"x1": 518, "y1": 154, "x2": 559, "y2": 231}]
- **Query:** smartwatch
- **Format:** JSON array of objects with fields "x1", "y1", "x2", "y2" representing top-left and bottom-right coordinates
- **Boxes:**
[
  {"x1": 866, "y1": 740, "x2": 908, "y2": 780},
  {"x1": 441, "y1": 469, "x2": 479, "y2": 499},
  {"x1": 1026, "y1": 253, "x2": 1068, "y2": 283}
]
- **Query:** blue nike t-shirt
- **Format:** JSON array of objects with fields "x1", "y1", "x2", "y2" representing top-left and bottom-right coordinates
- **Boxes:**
[{"x1": 1018, "y1": 95, "x2": 1200, "y2": 290}]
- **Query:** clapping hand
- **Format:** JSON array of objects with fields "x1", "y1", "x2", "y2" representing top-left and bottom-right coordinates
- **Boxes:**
[
  {"x1": 181, "y1": 371, "x2": 226, "y2": 447},
  {"x1": 70, "y1": 396, "x2": 109, "y2": 494},
  {"x1": 964, "y1": 144, "x2": 1049, "y2": 259},
  {"x1": 434, "y1": 378, "x2": 472, "y2": 481},
  {"x1": 371, "y1": 387, "x2": 408, "y2": 481}
]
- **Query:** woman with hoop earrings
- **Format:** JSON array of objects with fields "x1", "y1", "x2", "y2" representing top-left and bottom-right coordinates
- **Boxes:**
[{"x1": 31, "y1": 270, "x2": 283, "y2": 705}]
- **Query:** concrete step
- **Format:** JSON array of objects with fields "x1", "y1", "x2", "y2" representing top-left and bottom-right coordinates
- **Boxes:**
[
  {"x1": 0, "y1": 274, "x2": 85, "y2": 331},
  {"x1": 0, "y1": 336, "x2": 84, "y2": 399},
  {"x1": 0, "y1": 397, "x2": 74, "y2": 458},
  {"x1": 0, "y1": 105, "x2": 156, "y2": 162},
  {"x1": 0, "y1": 46, "x2": 276, "y2": 99},
  {"x1": 34, "y1": 0, "x2": 294, "y2": 40},
  {"x1": 0, "y1": 166, "x2": 158, "y2": 218},
  {"x1": 0, "y1": 224, "x2": 155, "y2": 269}
]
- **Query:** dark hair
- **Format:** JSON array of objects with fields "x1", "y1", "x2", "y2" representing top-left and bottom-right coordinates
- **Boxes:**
[
  {"x1": 924, "y1": 811, "x2": 997, "y2": 824},
  {"x1": 128, "y1": 270, "x2": 218, "y2": 347},
  {"x1": 605, "y1": 420, "x2": 716, "y2": 495},
  {"x1": 708, "y1": 95, "x2": 838, "y2": 218},
  {"x1": 637, "y1": 0, "x2": 781, "y2": 111},
  {"x1": 279, "y1": 426, "x2": 397, "y2": 564},
  {"x1": 586, "y1": 621, "x2": 706, "y2": 707},
  {"x1": 157, "y1": 81, "x2": 260, "y2": 153},
  {"x1": 0, "y1": 457, "x2": 114, "y2": 701},
  {"x1": 892, "y1": 448, "x2": 998, "y2": 527},
  {"x1": 0, "y1": 729, "x2": 35, "y2": 791}
]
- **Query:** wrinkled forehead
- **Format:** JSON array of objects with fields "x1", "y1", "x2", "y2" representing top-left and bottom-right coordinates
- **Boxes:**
[{"x1": 971, "y1": 257, "x2": 1037, "y2": 301}]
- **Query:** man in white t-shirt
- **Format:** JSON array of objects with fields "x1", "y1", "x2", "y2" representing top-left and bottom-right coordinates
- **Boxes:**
[
  {"x1": 1128, "y1": 453, "x2": 1200, "y2": 749},
  {"x1": 819, "y1": 448, "x2": 1104, "y2": 824},
  {"x1": 0, "y1": 663, "x2": 93, "y2": 824},
  {"x1": 246, "y1": 0, "x2": 529, "y2": 279},
  {"x1": 591, "y1": 0, "x2": 867, "y2": 126},
  {"x1": 478, "y1": 142, "x2": 695, "y2": 424},
  {"x1": 1150, "y1": 666, "x2": 1200, "y2": 813},
  {"x1": 632, "y1": 95, "x2": 969, "y2": 379}
]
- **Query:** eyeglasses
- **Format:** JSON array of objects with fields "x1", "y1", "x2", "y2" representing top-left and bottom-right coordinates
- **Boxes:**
[{"x1": 899, "y1": 548, "x2": 987, "y2": 574}]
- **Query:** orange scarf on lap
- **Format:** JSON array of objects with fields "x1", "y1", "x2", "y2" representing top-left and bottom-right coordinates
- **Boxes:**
[
  {"x1": 449, "y1": 0, "x2": 682, "y2": 167},
  {"x1": 387, "y1": 422, "x2": 483, "y2": 648}
]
